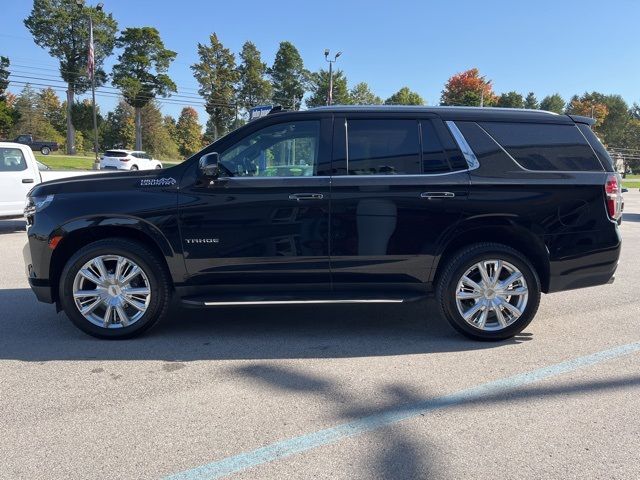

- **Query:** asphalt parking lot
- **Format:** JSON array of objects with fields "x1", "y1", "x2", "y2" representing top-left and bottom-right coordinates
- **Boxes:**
[{"x1": 1, "y1": 193, "x2": 639, "y2": 480}]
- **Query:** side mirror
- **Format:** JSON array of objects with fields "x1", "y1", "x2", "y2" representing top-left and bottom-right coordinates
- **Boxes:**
[{"x1": 199, "y1": 152, "x2": 220, "y2": 178}]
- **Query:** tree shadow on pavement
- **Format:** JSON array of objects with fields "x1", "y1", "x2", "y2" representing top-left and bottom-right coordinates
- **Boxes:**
[
  {"x1": 0, "y1": 288, "x2": 532, "y2": 362},
  {"x1": 231, "y1": 364, "x2": 640, "y2": 479}
]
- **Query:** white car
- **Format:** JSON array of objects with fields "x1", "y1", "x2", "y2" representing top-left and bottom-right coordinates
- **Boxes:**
[{"x1": 100, "y1": 150, "x2": 163, "y2": 171}]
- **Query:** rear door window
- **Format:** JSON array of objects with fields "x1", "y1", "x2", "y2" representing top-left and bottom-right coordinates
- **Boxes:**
[
  {"x1": 480, "y1": 122, "x2": 603, "y2": 171},
  {"x1": 346, "y1": 119, "x2": 421, "y2": 175},
  {"x1": 421, "y1": 120, "x2": 451, "y2": 173}
]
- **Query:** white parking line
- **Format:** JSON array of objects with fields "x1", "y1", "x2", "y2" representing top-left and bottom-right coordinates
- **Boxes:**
[{"x1": 165, "y1": 341, "x2": 640, "y2": 480}]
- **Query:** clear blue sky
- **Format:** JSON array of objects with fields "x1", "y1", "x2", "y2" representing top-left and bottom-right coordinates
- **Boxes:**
[{"x1": 2, "y1": 0, "x2": 639, "y2": 121}]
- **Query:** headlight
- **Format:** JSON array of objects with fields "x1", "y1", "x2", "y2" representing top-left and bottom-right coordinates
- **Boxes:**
[{"x1": 24, "y1": 194, "x2": 54, "y2": 216}]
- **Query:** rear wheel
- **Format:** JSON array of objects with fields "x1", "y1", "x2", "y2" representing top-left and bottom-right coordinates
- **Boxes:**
[
  {"x1": 59, "y1": 238, "x2": 171, "y2": 339},
  {"x1": 130, "y1": 165, "x2": 139, "y2": 171},
  {"x1": 155, "y1": 164, "x2": 162, "y2": 169},
  {"x1": 436, "y1": 243, "x2": 541, "y2": 340},
  {"x1": 41, "y1": 146, "x2": 51, "y2": 155}
]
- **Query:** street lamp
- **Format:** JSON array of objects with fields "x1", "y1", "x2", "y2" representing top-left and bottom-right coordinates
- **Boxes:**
[
  {"x1": 76, "y1": 0, "x2": 103, "y2": 170},
  {"x1": 324, "y1": 49, "x2": 342, "y2": 106}
]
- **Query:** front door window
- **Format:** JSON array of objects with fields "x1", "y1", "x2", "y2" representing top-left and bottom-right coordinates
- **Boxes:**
[{"x1": 220, "y1": 121, "x2": 320, "y2": 177}]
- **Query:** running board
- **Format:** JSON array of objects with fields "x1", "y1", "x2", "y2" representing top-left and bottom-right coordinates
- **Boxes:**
[
  {"x1": 181, "y1": 293, "x2": 425, "y2": 308},
  {"x1": 203, "y1": 299, "x2": 403, "y2": 306}
]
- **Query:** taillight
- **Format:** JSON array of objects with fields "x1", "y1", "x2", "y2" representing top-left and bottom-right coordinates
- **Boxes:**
[
  {"x1": 604, "y1": 174, "x2": 622, "y2": 220},
  {"x1": 120, "y1": 156, "x2": 130, "y2": 162}
]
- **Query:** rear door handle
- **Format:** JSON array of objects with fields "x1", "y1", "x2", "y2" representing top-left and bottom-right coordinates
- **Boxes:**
[
  {"x1": 420, "y1": 192, "x2": 455, "y2": 199},
  {"x1": 288, "y1": 193, "x2": 324, "y2": 201},
  {"x1": 22, "y1": 178, "x2": 35, "y2": 184}
]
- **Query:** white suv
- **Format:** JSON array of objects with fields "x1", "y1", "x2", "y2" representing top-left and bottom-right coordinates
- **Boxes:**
[{"x1": 100, "y1": 150, "x2": 163, "y2": 171}]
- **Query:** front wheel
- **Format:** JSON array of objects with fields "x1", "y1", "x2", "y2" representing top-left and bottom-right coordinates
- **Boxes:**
[
  {"x1": 41, "y1": 146, "x2": 51, "y2": 155},
  {"x1": 59, "y1": 238, "x2": 171, "y2": 339},
  {"x1": 436, "y1": 243, "x2": 541, "y2": 341}
]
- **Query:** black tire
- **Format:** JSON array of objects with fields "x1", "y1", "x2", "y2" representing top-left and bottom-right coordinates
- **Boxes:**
[
  {"x1": 41, "y1": 146, "x2": 51, "y2": 155},
  {"x1": 59, "y1": 238, "x2": 171, "y2": 339},
  {"x1": 436, "y1": 243, "x2": 541, "y2": 341},
  {"x1": 155, "y1": 164, "x2": 162, "y2": 169},
  {"x1": 130, "y1": 165, "x2": 139, "y2": 171}
]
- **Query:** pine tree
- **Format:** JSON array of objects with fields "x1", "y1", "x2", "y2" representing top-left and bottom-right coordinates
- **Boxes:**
[
  {"x1": 540, "y1": 94, "x2": 565, "y2": 114},
  {"x1": 270, "y1": 41, "x2": 307, "y2": 110},
  {"x1": 306, "y1": 69, "x2": 350, "y2": 107},
  {"x1": 524, "y1": 92, "x2": 539, "y2": 109},
  {"x1": 191, "y1": 33, "x2": 238, "y2": 141},
  {"x1": 496, "y1": 91, "x2": 525, "y2": 109},
  {"x1": 349, "y1": 82, "x2": 383, "y2": 105},
  {"x1": 237, "y1": 41, "x2": 272, "y2": 108},
  {"x1": 112, "y1": 27, "x2": 177, "y2": 150}
]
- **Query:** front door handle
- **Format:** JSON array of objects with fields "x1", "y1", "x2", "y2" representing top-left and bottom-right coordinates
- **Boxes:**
[
  {"x1": 22, "y1": 178, "x2": 35, "y2": 184},
  {"x1": 420, "y1": 192, "x2": 455, "y2": 199},
  {"x1": 288, "y1": 193, "x2": 324, "y2": 201}
]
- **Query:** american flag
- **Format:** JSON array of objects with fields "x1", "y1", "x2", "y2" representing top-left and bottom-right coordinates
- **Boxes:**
[{"x1": 87, "y1": 23, "x2": 95, "y2": 79}]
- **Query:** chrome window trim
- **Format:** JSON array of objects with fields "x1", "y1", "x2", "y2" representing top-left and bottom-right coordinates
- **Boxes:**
[{"x1": 445, "y1": 121, "x2": 480, "y2": 170}]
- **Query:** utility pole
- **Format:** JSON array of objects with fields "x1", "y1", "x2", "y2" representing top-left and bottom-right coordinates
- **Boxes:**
[{"x1": 324, "y1": 49, "x2": 342, "y2": 106}]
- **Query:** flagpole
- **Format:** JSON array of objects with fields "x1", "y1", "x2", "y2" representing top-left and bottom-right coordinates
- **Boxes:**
[{"x1": 89, "y1": 15, "x2": 99, "y2": 170}]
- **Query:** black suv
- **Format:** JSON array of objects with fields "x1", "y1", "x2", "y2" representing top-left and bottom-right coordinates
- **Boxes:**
[{"x1": 23, "y1": 106, "x2": 622, "y2": 340}]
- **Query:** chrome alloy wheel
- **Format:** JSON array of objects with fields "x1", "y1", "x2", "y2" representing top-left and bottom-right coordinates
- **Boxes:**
[
  {"x1": 455, "y1": 259, "x2": 529, "y2": 331},
  {"x1": 72, "y1": 255, "x2": 151, "y2": 329}
]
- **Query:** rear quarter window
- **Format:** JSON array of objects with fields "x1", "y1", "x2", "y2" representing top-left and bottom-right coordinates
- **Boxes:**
[
  {"x1": 104, "y1": 151, "x2": 129, "y2": 158},
  {"x1": 479, "y1": 122, "x2": 603, "y2": 171}
]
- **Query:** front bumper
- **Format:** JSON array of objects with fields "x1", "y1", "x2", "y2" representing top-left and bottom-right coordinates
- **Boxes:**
[{"x1": 23, "y1": 237, "x2": 54, "y2": 303}]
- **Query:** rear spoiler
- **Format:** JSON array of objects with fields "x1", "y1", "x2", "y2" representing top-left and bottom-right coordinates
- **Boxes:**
[{"x1": 567, "y1": 114, "x2": 596, "y2": 126}]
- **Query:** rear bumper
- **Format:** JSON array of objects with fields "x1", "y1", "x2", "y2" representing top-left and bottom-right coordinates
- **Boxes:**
[{"x1": 546, "y1": 229, "x2": 621, "y2": 293}]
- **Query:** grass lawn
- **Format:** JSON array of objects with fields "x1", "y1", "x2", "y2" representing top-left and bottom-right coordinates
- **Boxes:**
[
  {"x1": 622, "y1": 174, "x2": 640, "y2": 189},
  {"x1": 36, "y1": 154, "x2": 183, "y2": 170},
  {"x1": 36, "y1": 154, "x2": 95, "y2": 170}
]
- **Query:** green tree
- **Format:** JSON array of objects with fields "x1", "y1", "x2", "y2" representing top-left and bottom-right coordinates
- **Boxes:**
[
  {"x1": 0, "y1": 56, "x2": 9, "y2": 98},
  {"x1": 594, "y1": 94, "x2": 630, "y2": 146},
  {"x1": 306, "y1": 69, "x2": 350, "y2": 107},
  {"x1": 524, "y1": 92, "x2": 539, "y2": 109},
  {"x1": 496, "y1": 91, "x2": 525, "y2": 109},
  {"x1": 140, "y1": 101, "x2": 179, "y2": 160},
  {"x1": 270, "y1": 41, "x2": 307, "y2": 110},
  {"x1": 237, "y1": 41, "x2": 272, "y2": 108},
  {"x1": 163, "y1": 115, "x2": 178, "y2": 145},
  {"x1": 385, "y1": 87, "x2": 424, "y2": 105},
  {"x1": 12, "y1": 84, "x2": 62, "y2": 143},
  {"x1": 440, "y1": 68, "x2": 496, "y2": 106},
  {"x1": 191, "y1": 33, "x2": 238, "y2": 141},
  {"x1": 349, "y1": 82, "x2": 382, "y2": 105},
  {"x1": 100, "y1": 99, "x2": 135, "y2": 149},
  {"x1": 25, "y1": 0, "x2": 117, "y2": 154},
  {"x1": 112, "y1": 27, "x2": 177, "y2": 150},
  {"x1": 0, "y1": 57, "x2": 17, "y2": 136},
  {"x1": 175, "y1": 107, "x2": 203, "y2": 157},
  {"x1": 37, "y1": 88, "x2": 66, "y2": 135},
  {"x1": 540, "y1": 93, "x2": 565, "y2": 114}
]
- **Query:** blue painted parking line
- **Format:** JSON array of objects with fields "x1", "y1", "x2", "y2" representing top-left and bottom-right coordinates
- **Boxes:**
[{"x1": 165, "y1": 341, "x2": 640, "y2": 480}]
